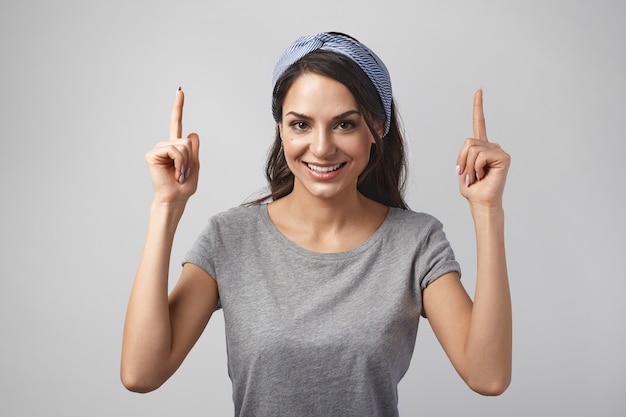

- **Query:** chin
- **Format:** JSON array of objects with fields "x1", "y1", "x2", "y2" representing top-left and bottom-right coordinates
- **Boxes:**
[{"x1": 295, "y1": 181, "x2": 355, "y2": 201}]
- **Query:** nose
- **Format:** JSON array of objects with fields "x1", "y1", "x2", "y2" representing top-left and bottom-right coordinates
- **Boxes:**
[{"x1": 310, "y1": 127, "x2": 336, "y2": 158}]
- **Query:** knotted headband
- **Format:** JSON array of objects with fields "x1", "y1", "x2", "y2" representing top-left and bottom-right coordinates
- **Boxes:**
[{"x1": 271, "y1": 32, "x2": 393, "y2": 137}]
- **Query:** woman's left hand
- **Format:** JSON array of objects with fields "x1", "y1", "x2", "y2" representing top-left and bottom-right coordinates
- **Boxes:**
[{"x1": 456, "y1": 89, "x2": 510, "y2": 210}]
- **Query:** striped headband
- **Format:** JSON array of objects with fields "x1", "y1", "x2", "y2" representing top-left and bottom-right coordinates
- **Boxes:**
[{"x1": 271, "y1": 32, "x2": 393, "y2": 137}]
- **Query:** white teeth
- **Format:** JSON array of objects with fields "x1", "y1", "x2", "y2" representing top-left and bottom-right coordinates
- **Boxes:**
[{"x1": 307, "y1": 163, "x2": 343, "y2": 173}]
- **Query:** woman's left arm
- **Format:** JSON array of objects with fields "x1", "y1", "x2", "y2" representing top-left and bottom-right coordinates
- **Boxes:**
[{"x1": 423, "y1": 89, "x2": 512, "y2": 395}]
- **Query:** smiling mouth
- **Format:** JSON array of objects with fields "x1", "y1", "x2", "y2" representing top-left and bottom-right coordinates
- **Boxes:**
[{"x1": 306, "y1": 163, "x2": 345, "y2": 173}]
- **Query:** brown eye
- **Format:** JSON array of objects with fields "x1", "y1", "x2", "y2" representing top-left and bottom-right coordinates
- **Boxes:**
[
  {"x1": 291, "y1": 121, "x2": 309, "y2": 130},
  {"x1": 336, "y1": 121, "x2": 356, "y2": 130}
]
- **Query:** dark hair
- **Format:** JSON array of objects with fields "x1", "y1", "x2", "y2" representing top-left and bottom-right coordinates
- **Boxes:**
[{"x1": 248, "y1": 46, "x2": 408, "y2": 209}]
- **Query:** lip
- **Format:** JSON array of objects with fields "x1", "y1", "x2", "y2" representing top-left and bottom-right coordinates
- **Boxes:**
[{"x1": 303, "y1": 161, "x2": 346, "y2": 180}]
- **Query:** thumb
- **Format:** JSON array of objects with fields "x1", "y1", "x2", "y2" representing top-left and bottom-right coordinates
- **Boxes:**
[{"x1": 187, "y1": 132, "x2": 200, "y2": 167}]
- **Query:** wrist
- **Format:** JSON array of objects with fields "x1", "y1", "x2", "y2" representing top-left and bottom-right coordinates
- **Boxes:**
[
  {"x1": 468, "y1": 201, "x2": 504, "y2": 218},
  {"x1": 468, "y1": 204, "x2": 505, "y2": 233},
  {"x1": 149, "y1": 201, "x2": 186, "y2": 230}
]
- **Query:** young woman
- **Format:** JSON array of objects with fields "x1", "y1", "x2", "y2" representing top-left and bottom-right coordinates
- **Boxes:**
[{"x1": 121, "y1": 32, "x2": 511, "y2": 416}]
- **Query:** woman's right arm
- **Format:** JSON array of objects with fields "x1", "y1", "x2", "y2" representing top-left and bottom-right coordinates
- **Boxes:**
[{"x1": 120, "y1": 89, "x2": 219, "y2": 393}]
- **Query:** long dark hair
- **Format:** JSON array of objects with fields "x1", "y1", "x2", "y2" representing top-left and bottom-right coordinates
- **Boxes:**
[{"x1": 249, "y1": 46, "x2": 408, "y2": 209}]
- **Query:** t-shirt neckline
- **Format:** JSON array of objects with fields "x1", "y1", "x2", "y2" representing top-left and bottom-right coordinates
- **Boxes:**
[{"x1": 257, "y1": 204, "x2": 396, "y2": 260}]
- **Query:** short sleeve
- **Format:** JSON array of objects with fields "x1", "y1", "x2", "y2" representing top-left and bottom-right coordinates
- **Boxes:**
[
  {"x1": 416, "y1": 219, "x2": 461, "y2": 317},
  {"x1": 182, "y1": 218, "x2": 218, "y2": 281}
]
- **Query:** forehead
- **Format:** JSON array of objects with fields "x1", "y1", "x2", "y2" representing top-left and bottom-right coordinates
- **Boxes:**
[{"x1": 282, "y1": 73, "x2": 359, "y2": 115}]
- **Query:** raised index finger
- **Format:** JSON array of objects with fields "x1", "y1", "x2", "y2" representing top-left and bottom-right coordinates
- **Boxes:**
[
  {"x1": 472, "y1": 89, "x2": 488, "y2": 141},
  {"x1": 169, "y1": 87, "x2": 184, "y2": 140}
]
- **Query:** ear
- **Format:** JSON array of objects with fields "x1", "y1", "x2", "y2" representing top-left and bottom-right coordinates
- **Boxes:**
[{"x1": 373, "y1": 120, "x2": 384, "y2": 142}]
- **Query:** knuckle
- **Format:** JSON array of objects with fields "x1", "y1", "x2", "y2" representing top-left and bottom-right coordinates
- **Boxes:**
[{"x1": 467, "y1": 145, "x2": 480, "y2": 158}]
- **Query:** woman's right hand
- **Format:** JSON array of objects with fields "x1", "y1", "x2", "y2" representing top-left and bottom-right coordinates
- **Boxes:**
[{"x1": 145, "y1": 88, "x2": 200, "y2": 206}]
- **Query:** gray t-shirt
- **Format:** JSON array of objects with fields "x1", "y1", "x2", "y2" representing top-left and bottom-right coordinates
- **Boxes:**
[{"x1": 183, "y1": 204, "x2": 460, "y2": 417}]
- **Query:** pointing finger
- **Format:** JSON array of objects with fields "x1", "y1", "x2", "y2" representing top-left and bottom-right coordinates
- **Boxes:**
[
  {"x1": 169, "y1": 87, "x2": 184, "y2": 140},
  {"x1": 472, "y1": 89, "x2": 488, "y2": 142}
]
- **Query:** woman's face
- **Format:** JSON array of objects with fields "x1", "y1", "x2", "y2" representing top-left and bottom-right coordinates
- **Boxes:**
[{"x1": 279, "y1": 72, "x2": 380, "y2": 202}]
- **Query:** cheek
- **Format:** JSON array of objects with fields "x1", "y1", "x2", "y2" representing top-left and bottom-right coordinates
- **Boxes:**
[
  {"x1": 281, "y1": 139, "x2": 306, "y2": 162},
  {"x1": 349, "y1": 138, "x2": 374, "y2": 158}
]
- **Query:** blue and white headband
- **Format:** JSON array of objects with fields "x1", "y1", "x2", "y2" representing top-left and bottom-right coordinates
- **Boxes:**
[{"x1": 271, "y1": 32, "x2": 393, "y2": 137}]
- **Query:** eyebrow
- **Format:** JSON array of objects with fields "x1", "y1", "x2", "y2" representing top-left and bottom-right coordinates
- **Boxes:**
[{"x1": 284, "y1": 110, "x2": 361, "y2": 120}]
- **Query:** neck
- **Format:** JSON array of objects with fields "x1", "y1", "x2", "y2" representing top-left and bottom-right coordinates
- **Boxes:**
[
  {"x1": 284, "y1": 187, "x2": 368, "y2": 228},
  {"x1": 267, "y1": 184, "x2": 389, "y2": 253}
]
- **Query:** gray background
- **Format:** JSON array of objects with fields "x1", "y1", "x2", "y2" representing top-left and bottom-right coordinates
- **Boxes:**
[{"x1": 1, "y1": 0, "x2": 624, "y2": 416}]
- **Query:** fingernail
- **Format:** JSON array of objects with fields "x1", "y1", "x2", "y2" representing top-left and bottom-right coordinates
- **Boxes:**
[
  {"x1": 465, "y1": 174, "x2": 470, "y2": 187},
  {"x1": 185, "y1": 166, "x2": 191, "y2": 179},
  {"x1": 455, "y1": 165, "x2": 461, "y2": 176},
  {"x1": 181, "y1": 164, "x2": 186, "y2": 177},
  {"x1": 179, "y1": 173, "x2": 185, "y2": 184},
  {"x1": 476, "y1": 172, "x2": 480, "y2": 181},
  {"x1": 178, "y1": 86, "x2": 182, "y2": 91}
]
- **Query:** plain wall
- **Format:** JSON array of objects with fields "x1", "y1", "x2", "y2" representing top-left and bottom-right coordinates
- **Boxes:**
[{"x1": 1, "y1": 0, "x2": 624, "y2": 415}]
